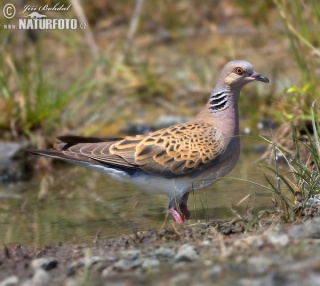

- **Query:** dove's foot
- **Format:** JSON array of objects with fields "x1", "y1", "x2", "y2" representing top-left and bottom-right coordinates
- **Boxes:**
[
  {"x1": 169, "y1": 208, "x2": 184, "y2": 224},
  {"x1": 169, "y1": 203, "x2": 190, "y2": 223}
]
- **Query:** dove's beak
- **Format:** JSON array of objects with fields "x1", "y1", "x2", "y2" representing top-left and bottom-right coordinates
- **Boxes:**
[{"x1": 250, "y1": 71, "x2": 269, "y2": 83}]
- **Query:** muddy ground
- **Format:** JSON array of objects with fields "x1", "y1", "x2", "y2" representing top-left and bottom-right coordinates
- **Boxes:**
[{"x1": 1, "y1": 216, "x2": 320, "y2": 286}]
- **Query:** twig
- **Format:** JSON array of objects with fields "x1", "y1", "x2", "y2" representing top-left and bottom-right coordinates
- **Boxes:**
[
  {"x1": 170, "y1": 221, "x2": 182, "y2": 237},
  {"x1": 161, "y1": 211, "x2": 169, "y2": 229},
  {"x1": 236, "y1": 193, "x2": 251, "y2": 206},
  {"x1": 230, "y1": 207, "x2": 244, "y2": 220},
  {"x1": 93, "y1": 228, "x2": 102, "y2": 244},
  {"x1": 70, "y1": 0, "x2": 99, "y2": 62},
  {"x1": 124, "y1": 0, "x2": 144, "y2": 53}
]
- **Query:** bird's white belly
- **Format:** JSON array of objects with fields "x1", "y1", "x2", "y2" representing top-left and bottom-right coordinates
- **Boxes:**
[
  {"x1": 88, "y1": 163, "x2": 227, "y2": 200},
  {"x1": 81, "y1": 163, "x2": 186, "y2": 197},
  {"x1": 131, "y1": 173, "x2": 191, "y2": 198}
]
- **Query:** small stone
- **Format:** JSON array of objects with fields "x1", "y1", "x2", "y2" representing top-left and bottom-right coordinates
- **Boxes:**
[
  {"x1": 67, "y1": 256, "x2": 107, "y2": 273},
  {"x1": 305, "y1": 194, "x2": 320, "y2": 208},
  {"x1": 170, "y1": 273, "x2": 190, "y2": 285},
  {"x1": 0, "y1": 275, "x2": 19, "y2": 286},
  {"x1": 141, "y1": 258, "x2": 160, "y2": 270},
  {"x1": 266, "y1": 232, "x2": 289, "y2": 247},
  {"x1": 65, "y1": 278, "x2": 80, "y2": 286},
  {"x1": 32, "y1": 268, "x2": 51, "y2": 285},
  {"x1": 289, "y1": 217, "x2": 320, "y2": 239},
  {"x1": 81, "y1": 256, "x2": 104, "y2": 267},
  {"x1": 101, "y1": 266, "x2": 114, "y2": 277},
  {"x1": 31, "y1": 257, "x2": 58, "y2": 271},
  {"x1": 0, "y1": 142, "x2": 30, "y2": 183},
  {"x1": 243, "y1": 127, "x2": 251, "y2": 135},
  {"x1": 272, "y1": 272, "x2": 304, "y2": 286},
  {"x1": 155, "y1": 247, "x2": 175, "y2": 259},
  {"x1": 121, "y1": 249, "x2": 141, "y2": 260},
  {"x1": 20, "y1": 280, "x2": 33, "y2": 286},
  {"x1": 210, "y1": 265, "x2": 222, "y2": 274},
  {"x1": 114, "y1": 259, "x2": 143, "y2": 271},
  {"x1": 203, "y1": 260, "x2": 213, "y2": 266},
  {"x1": 309, "y1": 272, "x2": 320, "y2": 286},
  {"x1": 202, "y1": 265, "x2": 222, "y2": 280},
  {"x1": 200, "y1": 240, "x2": 211, "y2": 246},
  {"x1": 175, "y1": 244, "x2": 199, "y2": 262},
  {"x1": 236, "y1": 275, "x2": 273, "y2": 286},
  {"x1": 247, "y1": 256, "x2": 273, "y2": 274}
]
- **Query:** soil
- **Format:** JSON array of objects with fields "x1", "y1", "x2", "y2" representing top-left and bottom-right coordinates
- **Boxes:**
[{"x1": 1, "y1": 216, "x2": 320, "y2": 286}]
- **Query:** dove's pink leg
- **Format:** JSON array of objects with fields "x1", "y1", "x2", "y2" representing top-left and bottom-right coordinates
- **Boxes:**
[
  {"x1": 179, "y1": 203, "x2": 190, "y2": 219},
  {"x1": 169, "y1": 193, "x2": 190, "y2": 223},
  {"x1": 169, "y1": 208, "x2": 184, "y2": 224},
  {"x1": 179, "y1": 193, "x2": 190, "y2": 219}
]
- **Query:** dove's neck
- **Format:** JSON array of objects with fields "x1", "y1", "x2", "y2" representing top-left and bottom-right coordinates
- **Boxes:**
[{"x1": 196, "y1": 86, "x2": 240, "y2": 137}]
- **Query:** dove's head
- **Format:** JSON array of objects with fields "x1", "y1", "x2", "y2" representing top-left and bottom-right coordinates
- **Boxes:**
[{"x1": 219, "y1": 60, "x2": 269, "y2": 89}]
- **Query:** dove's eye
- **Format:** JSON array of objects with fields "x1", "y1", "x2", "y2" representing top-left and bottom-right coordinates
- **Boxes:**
[{"x1": 234, "y1": 67, "x2": 243, "y2": 75}]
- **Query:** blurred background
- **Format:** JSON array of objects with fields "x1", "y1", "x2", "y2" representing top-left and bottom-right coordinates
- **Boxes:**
[{"x1": 0, "y1": 0, "x2": 319, "y2": 245}]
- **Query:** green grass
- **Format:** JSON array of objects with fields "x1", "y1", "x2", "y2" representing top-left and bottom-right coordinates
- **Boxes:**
[
  {"x1": 273, "y1": 0, "x2": 320, "y2": 121},
  {"x1": 259, "y1": 0, "x2": 320, "y2": 220},
  {"x1": 0, "y1": 44, "x2": 95, "y2": 140},
  {"x1": 261, "y1": 102, "x2": 320, "y2": 220}
]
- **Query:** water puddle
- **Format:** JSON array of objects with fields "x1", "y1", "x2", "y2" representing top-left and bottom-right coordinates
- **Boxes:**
[{"x1": 0, "y1": 141, "x2": 274, "y2": 246}]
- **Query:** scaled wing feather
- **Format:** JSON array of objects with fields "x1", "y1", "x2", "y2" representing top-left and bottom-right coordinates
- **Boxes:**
[{"x1": 110, "y1": 122, "x2": 227, "y2": 178}]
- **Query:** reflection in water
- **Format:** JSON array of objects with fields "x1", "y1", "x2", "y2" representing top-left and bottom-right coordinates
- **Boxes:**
[{"x1": 0, "y1": 144, "x2": 274, "y2": 246}]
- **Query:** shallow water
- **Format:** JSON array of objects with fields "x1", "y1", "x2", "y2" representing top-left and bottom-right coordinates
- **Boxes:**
[{"x1": 0, "y1": 140, "x2": 274, "y2": 246}]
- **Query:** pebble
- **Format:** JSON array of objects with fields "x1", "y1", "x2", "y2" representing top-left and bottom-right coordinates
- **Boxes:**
[
  {"x1": 210, "y1": 265, "x2": 222, "y2": 274},
  {"x1": 202, "y1": 265, "x2": 222, "y2": 279},
  {"x1": 0, "y1": 141, "x2": 30, "y2": 183},
  {"x1": 170, "y1": 273, "x2": 190, "y2": 285},
  {"x1": 81, "y1": 256, "x2": 105, "y2": 267},
  {"x1": 65, "y1": 278, "x2": 80, "y2": 286},
  {"x1": 32, "y1": 268, "x2": 51, "y2": 285},
  {"x1": 305, "y1": 194, "x2": 320, "y2": 208},
  {"x1": 289, "y1": 217, "x2": 320, "y2": 239},
  {"x1": 141, "y1": 258, "x2": 160, "y2": 270},
  {"x1": 113, "y1": 259, "x2": 143, "y2": 271},
  {"x1": 31, "y1": 257, "x2": 58, "y2": 271},
  {"x1": 203, "y1": 260, "x2": 213, "y2": 266},
  {"x1": 233, "y1": 235, "x2": 264, "y2": 249},
  {"x1": 68, "y1": 256, "x2": 107, "y2": 272},
  {"x1": 271, "y1": 272, "x2": 304, "y2": 286},
  {"x1": 155, "y1": 247, "x2": 175, "y2": 259},
  {"x1": 309, "y1": 272, "x2": 320, "y2": 286},
  {"x1": 247, "y1": 256, "x2": 273, "y2": 274},
  {"x1": 243, "y1": 127, "x2": 251, "y2": 135},
  {"x1": 266, "y1": 232, "x2": 289, "y2": 247},
  {"x1": 101, "y1": 266, "x2": 114, "y2": 277},
  {"x1": 121, "y1": 249, "x2": 141, "y2": 260},
  {"x1": 0, "y1": 275, "x2": 19, "y2": 286},
  {"x1": 21, "y1": 281, "x2": 33, "y2": 286},
  {"x1": 199, "y1": 240, "x2": 211, "y2": 246},
  {"x1": 236, "y1": 275, "x2": 273, "y2": 286},
  {"x1": 175, "y1": 244, "x2": 199, "y2": 262}
]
